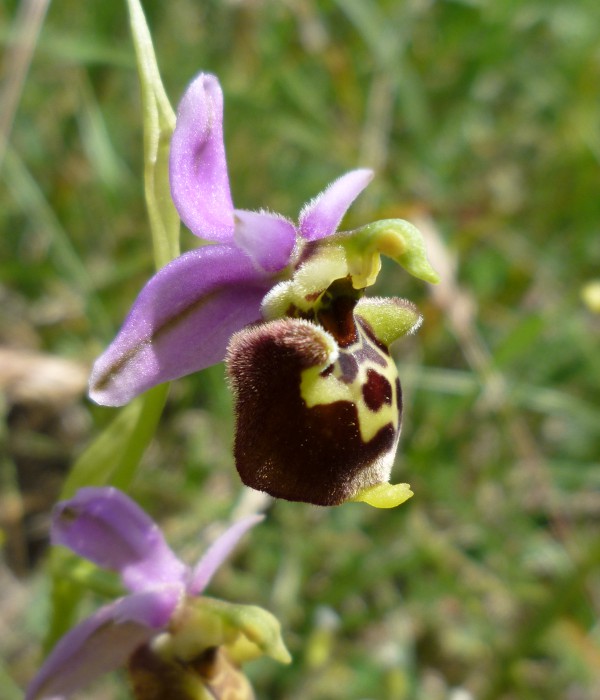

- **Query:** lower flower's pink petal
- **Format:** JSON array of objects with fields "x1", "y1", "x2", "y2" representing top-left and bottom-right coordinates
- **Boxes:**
[
  {"x1": 299, "y1": 169, "x2": 374, "y2": 241},
  {"x1": 89, "y1": 245, "x2": 271, "y2": 406},
  {"x1": 170, "y1": 73, "x2": 235, "y2": 241},
  {"x1": 190, "y1": 514, "x2": 264, "y2": 596},
  {"x1": 26, "y1": 588, "x2": 180, "y2": 700},
  {"x1": 52, "y1": 487, "x2": 187, "y2": 593},
  {"x1": 234, "y1": 210, "x2": 296, "y2": 272}
]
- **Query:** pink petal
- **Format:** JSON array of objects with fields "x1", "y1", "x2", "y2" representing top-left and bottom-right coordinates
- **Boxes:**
[
  {"x1": 169, "y1": 73, "x2": 235, "y2": 241},
  {"x1": 190, "y1": 514, "x2": 264, "y2": 595},
  {"x1": 52, "y1": 487, "x2": 187, "y2": 593},
  {"x1": 234, "y1": 209, "x2": 296, "y2": 272},
  {"x1": 89, "y1": 245, "x2": 271, "y2": 406},
  {"x1": 25, "y1": 588, "x2": 180, "y2": 700},
  {"x1": 299, "y1": 168, "x2": 374, "y2": 241}
]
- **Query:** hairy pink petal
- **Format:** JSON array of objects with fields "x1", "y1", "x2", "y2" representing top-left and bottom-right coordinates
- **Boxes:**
[
  {"x1": 234, "y1": 210, "x2": 296, "y2": 273},
  {"x1": 190, "y1": 514, "x2": 264, "y2": 595},
  {"x1": 299, "y1": 168, "x2": 374, "y2": 241},
  {"x1": 89, "y1": 245, "x2": 271, "y2": 406},
  {"x1": 52, "y1": 487, "x2": 187, "y2": 593},
  {"x1": 170, "y1": 73, "x2": 235, "y2": 241}
]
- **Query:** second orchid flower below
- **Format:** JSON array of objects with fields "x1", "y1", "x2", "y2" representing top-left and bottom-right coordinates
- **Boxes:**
[
  {"x1": 26, "y1": 487, "x2": 289, "y2": 700},
  {"x1": 89, "y1": 73, "x2": 439, "y2": 507}
]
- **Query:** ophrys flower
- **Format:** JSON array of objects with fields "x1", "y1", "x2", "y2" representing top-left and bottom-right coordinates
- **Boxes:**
[
  {"x1": 26, "y1": 487, "x2": 289, "y2": 700},
  {"x1": 89, "y1": 73, "x2": 439, "y2": 507}
]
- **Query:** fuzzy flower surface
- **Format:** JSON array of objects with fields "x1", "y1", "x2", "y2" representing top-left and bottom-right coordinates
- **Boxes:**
[
  {"x1": 88, "y1": 72, "x2": 439, "y2": 508},
  {"x1": 26, "y1": 487, "x2": 288, "y2": 700}
]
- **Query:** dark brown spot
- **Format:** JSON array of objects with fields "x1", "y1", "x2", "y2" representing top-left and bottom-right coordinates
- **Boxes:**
[
  {"x1": 313, "y1": 277, "x2": 362, "y2": 348},
  {"x1": 317, "y1": 294, "x2": 358, "y2": 347},
  {"x1": 337, "y1": 352, "x2": 359, "y2": 383},
  {"x1": 128, "y1": 644, "x2": 195, "y2": 700},
  {"x1": 190, "y1": 647, "x2": 219, "y2": 679},
  {"x1": 304, "y1": 290, "x2": 322, "y2": 302},
  {"x1": 362, "y1": 369, "x2": 393, "y2": 411}
]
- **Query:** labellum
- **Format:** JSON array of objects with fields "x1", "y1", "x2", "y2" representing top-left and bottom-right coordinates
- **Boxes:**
[{"x1": 227, "y1": 274, "x2": 421, "y2": 506}]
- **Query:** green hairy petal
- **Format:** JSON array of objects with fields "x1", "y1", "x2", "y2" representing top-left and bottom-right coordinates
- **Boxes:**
[
  {"x1": 355, "y1": 297, "x2": 422, "y2": 347},
  {"x1": 341, "y1": 218, "x2": 440, "y2": 286}
]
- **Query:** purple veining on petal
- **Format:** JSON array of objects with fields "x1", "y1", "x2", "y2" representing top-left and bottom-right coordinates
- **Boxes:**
[
  {"x1": 190, "y1": 514, "x2": 264, "y2": 596},
  {"x1": 299, "y1": 168, "x2": 374, "y2": 241},
  {"x1": 89, "y1": 245, "x2": 272, "y2": 406},
  {"x1": 25, "y1": 588, "x2": 180, "y2": 700},
  {"x1": 169, "y1": 73, "x2": 235, "y2": 242},
  {"x1": 234, "y1": 210, "x2": 296, "y2": 273},
  {"x1": 52, "y1": 488, "x2": 187, "y2": 593}
]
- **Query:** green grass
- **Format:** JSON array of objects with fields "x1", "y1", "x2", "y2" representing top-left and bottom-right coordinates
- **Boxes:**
[{"x1": 1, "y1": 1, "x2": 599, "y2": 698}]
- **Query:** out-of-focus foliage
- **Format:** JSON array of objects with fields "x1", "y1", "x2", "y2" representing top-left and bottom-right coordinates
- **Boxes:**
[{"x1": 1, "y1": 1, "x2": 599, "y2": 699}]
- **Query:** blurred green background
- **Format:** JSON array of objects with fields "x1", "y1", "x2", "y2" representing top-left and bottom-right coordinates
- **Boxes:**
[{"x1": 1, "y1": 0, "x2": 599, "y2": 699}]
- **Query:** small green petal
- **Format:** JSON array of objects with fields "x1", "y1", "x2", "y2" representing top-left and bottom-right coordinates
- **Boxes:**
[
  {"x1": 355, "y1": 297, "x2": 422, "y2": 347},
  {"x1": 340, "y1": 218, "x2": 440, "y2": 286},
  {"x1": 351, "y1": 482, "x2": 414, "y2": 508}
]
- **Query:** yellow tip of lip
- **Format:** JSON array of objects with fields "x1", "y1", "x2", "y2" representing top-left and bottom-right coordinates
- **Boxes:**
[{"x1": 351, "y1": 482, "x2": 414, "y2": 508}]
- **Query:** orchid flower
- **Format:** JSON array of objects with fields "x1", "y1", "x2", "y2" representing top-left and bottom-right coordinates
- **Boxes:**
[
  {"x1": 89, "y1": 72, "x2": 440, "y2": 508},
  {"x1": 26, "y1": 487, "x2": 289, "y2": 700}
]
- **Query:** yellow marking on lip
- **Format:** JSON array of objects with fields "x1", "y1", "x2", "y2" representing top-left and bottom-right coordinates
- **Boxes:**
[
  {"x1": 300, "y1": 366, "x2": 353, "y2": 405},
  {"x1": 299, "y1": 344, "x2": 400, "y2": 444}
]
